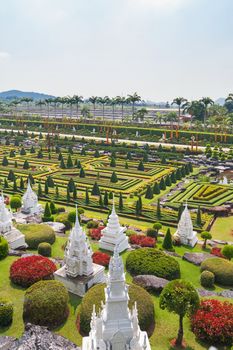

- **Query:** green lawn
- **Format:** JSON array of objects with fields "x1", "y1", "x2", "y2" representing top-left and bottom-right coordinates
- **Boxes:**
[{"x1": 210, "y1": 216, "x2": 233, "y2": 242}]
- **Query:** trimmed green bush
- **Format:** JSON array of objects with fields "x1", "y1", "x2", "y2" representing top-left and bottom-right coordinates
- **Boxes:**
[
  {"x1": 86, "y1": 220, "x2": 99, "y2": 229},
  {"x1": 126, "y1": 248, "x2": 180, "y2": 280},
  {"x1": 23, "y1": 280, "x2": 69, "y2": 329},
  {"x1": 38, "y1": 242, "x2": 52, "y2": 257},
  {"x1": 79, "y1": 283, "x2": 154, "y2": 335},
  {"x1": 18, "y1": 224, "x2": 55, "y2": 249},
  {"x1": 201, "y1": 258, "x2": 233, "y2": 286},
  {"x1": 200, "y1": 270, "x2": 215, "y2": 288},
  {"x1": 0, "y1": 297, "x2": 13, "y2": 326},
  {"x1": 56, "y1": 213, "x2": 72, "y2": 231},
  {"x1": 0, "y1": 237, "x2": 9, "y2": 259}
]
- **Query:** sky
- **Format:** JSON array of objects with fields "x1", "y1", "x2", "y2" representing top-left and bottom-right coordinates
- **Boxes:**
[{"x1": 0, "y1": 0, "x2": 233, "y2": 101}]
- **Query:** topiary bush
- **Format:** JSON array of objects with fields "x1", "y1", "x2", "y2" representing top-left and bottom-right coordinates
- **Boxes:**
[
  {"x1": 0, "y1": 297, "x2": 13, "y2": 327},
  {"x1": 126, "y1": 248, "x2": 180, "y2": 280},
  {"x1": 56, "y1": 213, "x2": 72, "y2": 232},
  {"x1": 38, "y1": 242, "x2": 52, "y2": 257},
  {"x1": 0, "y1": 236, "x2": 9, "y2": 259},
  {"x1": 23, "y1": 280, "x2": 69, "y2": 329},
  {"x1": 191, "y1": 299, "x2": 233, "y2": 346},
  {"x1": 200, "y1": 270, "x2": 215, "y2": 288},
  {"x1": 201, "y1": 257, "x2": 233, "y2": 286},
  {"x1": 10, "y1": 255, "x2": 57, "y2": 287},
  {"x1": 79, "y1": 283, "x2": 154, "y2": 335},
  {"x1": 18, "y1": 224, "x2": 56, "y2": 249},
  {"x1": 86, "y1": 220, "x2": 99, "y2": 229}
]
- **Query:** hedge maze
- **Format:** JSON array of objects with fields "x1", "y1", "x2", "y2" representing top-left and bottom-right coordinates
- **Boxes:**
[{"x1": 166, "y1": 182, "x2": 233, "y2": 208}]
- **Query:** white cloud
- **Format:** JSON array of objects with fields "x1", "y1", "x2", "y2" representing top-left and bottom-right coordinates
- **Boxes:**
[{"x1": 0, "y1": 52, "x2": 11, "y2": 59}]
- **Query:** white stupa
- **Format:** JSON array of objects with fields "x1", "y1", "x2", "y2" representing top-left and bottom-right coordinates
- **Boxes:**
[
  {"x1": 82, "y1": 245, "x2": 151, "y2": 350},
  {"x1": 54, "y1": 207, "x2": 105, "y2": 296},
  {"x1": 0, "y1": 192, "x2": 26, "y2": 249},
  {"x1": 174, "y1": 203, "x2": 198, "y2": 247},
  {"x1": 99, "y1": 199, "x2": 129, "y2": 253},
  {"x1": 21, "y1": 180, "x2": 42, "y2": 215}
]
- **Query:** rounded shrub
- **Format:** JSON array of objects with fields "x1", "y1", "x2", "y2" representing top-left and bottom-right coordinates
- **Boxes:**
[
  {"x1": 126, "y1": 248, "x2": 180, "y2": 280},
  {"x1": 86, "y1": 220, "x2": 99, "y2": 229},
  {"x1": 23, "y1": 280, "x2": 69, "y2": 329},
  {"x1": 146, "y1": 228, "x2": 157, "y2": 238},
  {"x1": 200, "y1": 270, "x2": 215, "y2": 288},
  {"x1": 79, "y1": 283, "x2": 154, "y2": 335},
  {"x1": 10, "y1": 255, "x2": 57, "y2": 287},
  {"x1": 0, "y1": 236, "x2": 9, "y2": 259},
  {"x1": 191, "y1": 299, "x2": 233, "y2": 346},
  {"x1": 38, "y1": 242, "x2": 52, "y2": 257},
  {"x1": 18, "y1": 224, "x2": 56, "y2": 249},
  {"x1": 0, "y1": 297, "x2": 13, "y2": 327},
  {"x1": 201, "y1": 257, "x2": 233, "y2": 286},
  {"x1": 56, "y1": 213, "x2": 72, "y2": 231}
]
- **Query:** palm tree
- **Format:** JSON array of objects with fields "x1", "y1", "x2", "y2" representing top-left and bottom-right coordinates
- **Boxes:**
[
  {"x1": 89, "y1": 96, "x2": 98, "y2": 120},
  {"x1": 127, "y1": 92, "x2": 141, "y2": 118},
  {"x1": 21, "y1": 97, "x2": 33, "y2": 113},
  {"x1": 171, "y1": 97, "x2": 187, "y2": 128},
  {"x1": 73, "y1": 95, "x2": 83, "y2": 119},
  {"x1": 45, "y1": 98, "x2": 54, "y2": 118},
  {"x1": 225, "y1": 93, "x2": 233, "y2": 102},
  {"x1": 98, "y1": 96, "x2": 110, "y2": 121},
  {"x1": 200, "y1": 97, "x2": 214, "y2": 128},
  {"x1": 81, "y1": 106, "x2": 91, "y2": 122},
  {"x1": 166, "y1": 111, "x2": 178, "y2": 128},
  {"x1": 35, "y1": 100, "x2": 46, "y2": 116},
  {"x1": 115, "y1": 96, "x2": 126, "y2": 122},
  {"x1": 133, "y1": 107, "x2": 148, "y2": 122},
  {"x1": 154, "y1": 112, "x2": 164, "y2": 126},
  {"x1": 110, "y1": 97, "x2": 118, "y2": 122}
]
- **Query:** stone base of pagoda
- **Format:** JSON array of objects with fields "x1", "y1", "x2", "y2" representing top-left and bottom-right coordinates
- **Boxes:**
[
  {"x1": 54, "y1": 263, "x2": 105, "y2": 297},
  {"x1": 174, "y1": 230, "x2": 198, "y2": 248},
  {"x1": 3, "y1": 228, "x2": 27, "y2": 249},
  {"x1": 99, "y1": 236, "x2": 129, "y2": 253}
]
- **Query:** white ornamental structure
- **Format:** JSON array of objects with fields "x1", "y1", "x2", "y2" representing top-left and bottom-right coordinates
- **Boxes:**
[
  {"x1": 99, "y1": 200, "x2": 129, "y2": 253},
  {"x1": 174, "y1": 203, "x2": 198, "y2": 247},
  {"x1": 54, "y1": 207, "x2": 105, "y2": 296},
  {"x1": 0, "y1": 192, "x2": 26, "y2": 249},
  {"x1": 82, "y1": 246, "x2": 151, "y2": 350},
  {"x1": 21, "y1": 180, "x2": 42, "y2": 215}
]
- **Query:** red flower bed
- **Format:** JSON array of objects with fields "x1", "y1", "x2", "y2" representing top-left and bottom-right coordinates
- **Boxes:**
[
  {"x1": 89, "y1": 227, "x2": 104, "y2": 241},
  {"x1": 10, "y1": 255, "x2": 57, "y2": 287},
  {"x1": 92, "y1": 251, "x2": 110, "y2": 267},
  {"x1": 211, "y1": 247, "x2": 225, "y2": 258},
  {"x1": 129, "y1": 234, "x2": 156, "y2": 247},
  {"x1": 191, "y1": 299, "x2": 233, "y2": 346}
]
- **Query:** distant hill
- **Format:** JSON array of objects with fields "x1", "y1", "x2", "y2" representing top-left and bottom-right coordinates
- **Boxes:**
[{"x1": 0, "y1": 90, "x2": 55, "y2": 101}]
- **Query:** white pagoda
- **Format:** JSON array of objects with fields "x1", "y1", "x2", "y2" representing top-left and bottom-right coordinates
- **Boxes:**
[
  {"x1": 174, "y1": 203, "x2": 198, "y2": 247},
  {"x1": 99, "y1": 200, "x2": 129, "y2": 253},
  {"x1": 82, "y1": 246, "x2": 151, "y2": 350},
  {"x1": 21, "y1": 180, "x2": 42, "y2": 215},
  {"x1": 0, "y1": 192, "x2": 26, "y2": 249},
  {"x1": 54, "y1": 207, "x2": 105, "y2": 296}
]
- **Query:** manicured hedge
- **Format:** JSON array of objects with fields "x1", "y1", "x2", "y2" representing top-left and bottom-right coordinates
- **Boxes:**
[
  {"x1": 201, "y1": 257, "x2": 233, "y2": 286},
  {"x1": 0, "y1": 297, "x2": 13, "y2": 327},
  {"x1": 38, "y1": 242, "x2": 52, "y2": 257},
  {"x1": 18, "y1": 224, "x2": 56, "y2": 249},
  {"x1": 23, "y1": 280, "x2": 69, "y2": 329},
  {"x1": 0, "y1": 236, "x2": 8, "y2": 259},
  {"x1": 79, "y1": 283, "x2": 154, "y2": 335},
  {"x1": 126, "y1": 248, "x2": 180, "y2": 280},
  {"x1": 200, "y1": 270, "x2": 215, "y2": 288},
  {"x1": 10, "y1": 255, "x2": 57, "y2": 287}
]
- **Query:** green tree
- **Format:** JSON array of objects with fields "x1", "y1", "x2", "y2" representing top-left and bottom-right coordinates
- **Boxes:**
[
  {"x1": 156, "y1": 199, "x2": 161, "y2": 219},
  {"x1": 60, "y1": 157, "x2": 66, "y2": 169},
  {"x1": 196, "y1": 206, "x2": 202, "y2": 226},
  {"x1": 44, "y1": 202, "x2": 51, "y2": 218},
  {"x1": 92, "y1": 182, "x2": 100, "y2": 195},
  {"x1": 201, "y1": 231, "x2": 212, "y2": 249},
  {"x1": 13, "y1": 179, "x2": 17, "y2": 192},
  {"x1": 50, "y1": 201, "x2": 57, "y2": 215},
  {"x1": 9, "y1": 150, "x2": 15, "y2": 157},
  {"x1": 119, "y1": 193, "x2": 123, "y2": 211},
  {"x1": 2, "y1": 156, "x2": 8, "y2": 166},
  {"x1": 38, "y1": 182, "x2": 43, "y2": 197},
  {"x1": 159, "y1": 177, "x2": 166, "y2": 191},
  {"x1": 222, "y1": 245, "x2": 233, "y2": 260},
  {"x1": 176, "y1": 168, "x2": 182, "y2": 180},
  {"x1": 178, "y1": 204, "x2": 184, "y2": 221},
  {"x1": 162, "y1": 228, "x2": 173, "y2": 251},
  {"x1": 160, "y1": 280, "x2": 199, "y2": 347},
  {"x1": 127, "y1": 151, "x2": 132, "y2": 160},
  {"x1": 153, "y1": 182, "x2": 160, "y2": 194},
  {"x1": 143, "y1": 153, "x2": 148, "y2": 162},
  {"x1": 20, "y1": 177, "x2": 24, "y2": 190},
  {"x1": 55, "y1": 185, "x2": 59, "y2": 198},
  {"x1": 171, "y1": 97, "x2": 187, "y2": 127},
  {"x1": 85, "y1": 188, "x2": 90, "y2": 204},
  {"x1": 135, "y1": 199, "x2": 141, "y2": 216},
  {"x1": 165, "y1": 175, "x2": 171, "y2": 187},
  {"x1": 137, "y1": 160, "x2": 144, "y2": 171},
  {"x1": 66, "y1": 154, "x2": 73, "y2": 168},
  {"x1": 145, "y1": 185, "x2": 153, "y2": 199},
  {"x1": 68, "y1": 178, "x2": 75, "y2": 192},
  {"x1": 79, "y1": 167, "x2": 86, "y2": 178},
  {"x1": 73, "y1": 186, "x2": 77, "y2": 200},
  {"x1": 10, "y1": 196, "x2": 22, "y2": 211},
  {"x1": 23, "y1": 160, "x2": 30, "y2": 170},
  {"x1": 110, "y1": 157, "x2": 116, "y2": 167},
  {"x1": 37, "y1": 150, "x2": 43, "y2": 158},
  {"x1": 104, "y1": 191, "x2": 108, "y2": 206},
  {"x1": 20, "y1": 147, "x2": 26, "y2": 156},
  {"x1": 8, "y1": 170, "x2": 15, "y2": 181},
  {"x1": 94, "y1": 150, "x2": 100, "y2": 158},
  {"x1": 125, "y1": 161, "x2": 129, "y2": 169},
  {"x1": 161, "y1": 155, "x2": 166, "y2": 164},
  {"x1": 47, "y1": 175, "x2": 54, "y2": 188},
  {"x1": 44, "y1": 181, "x2": 49, "y2": 195},
  {"x1": 66, "y1": 188, "x2": 70, "y2": 202},
  {"x1": 110, "y1": 171, "x2": 118, "y2": 183},
  {"x1": 152, "y1": 222, "x2": 162, "y2": 239},
  {"x1": 170, "y1": 172, "x2": 176, "y2": 184},
  {"x1": 4, "y1": 178, "x2": 8, "y2": 188}
]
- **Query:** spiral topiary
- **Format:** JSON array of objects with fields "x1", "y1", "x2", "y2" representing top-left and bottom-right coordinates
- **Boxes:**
[
  {"x1": 23, "y1": 280, "x2": 69, "y2": 329},
  {"x1": 0, "y1": 297, "x2": 13, "y2": 327}
]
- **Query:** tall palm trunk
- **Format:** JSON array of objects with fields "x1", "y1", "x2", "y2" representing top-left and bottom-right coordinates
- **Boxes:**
[{"x1": 121, "y1": 103, "x2": 124, "y2": 122}]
